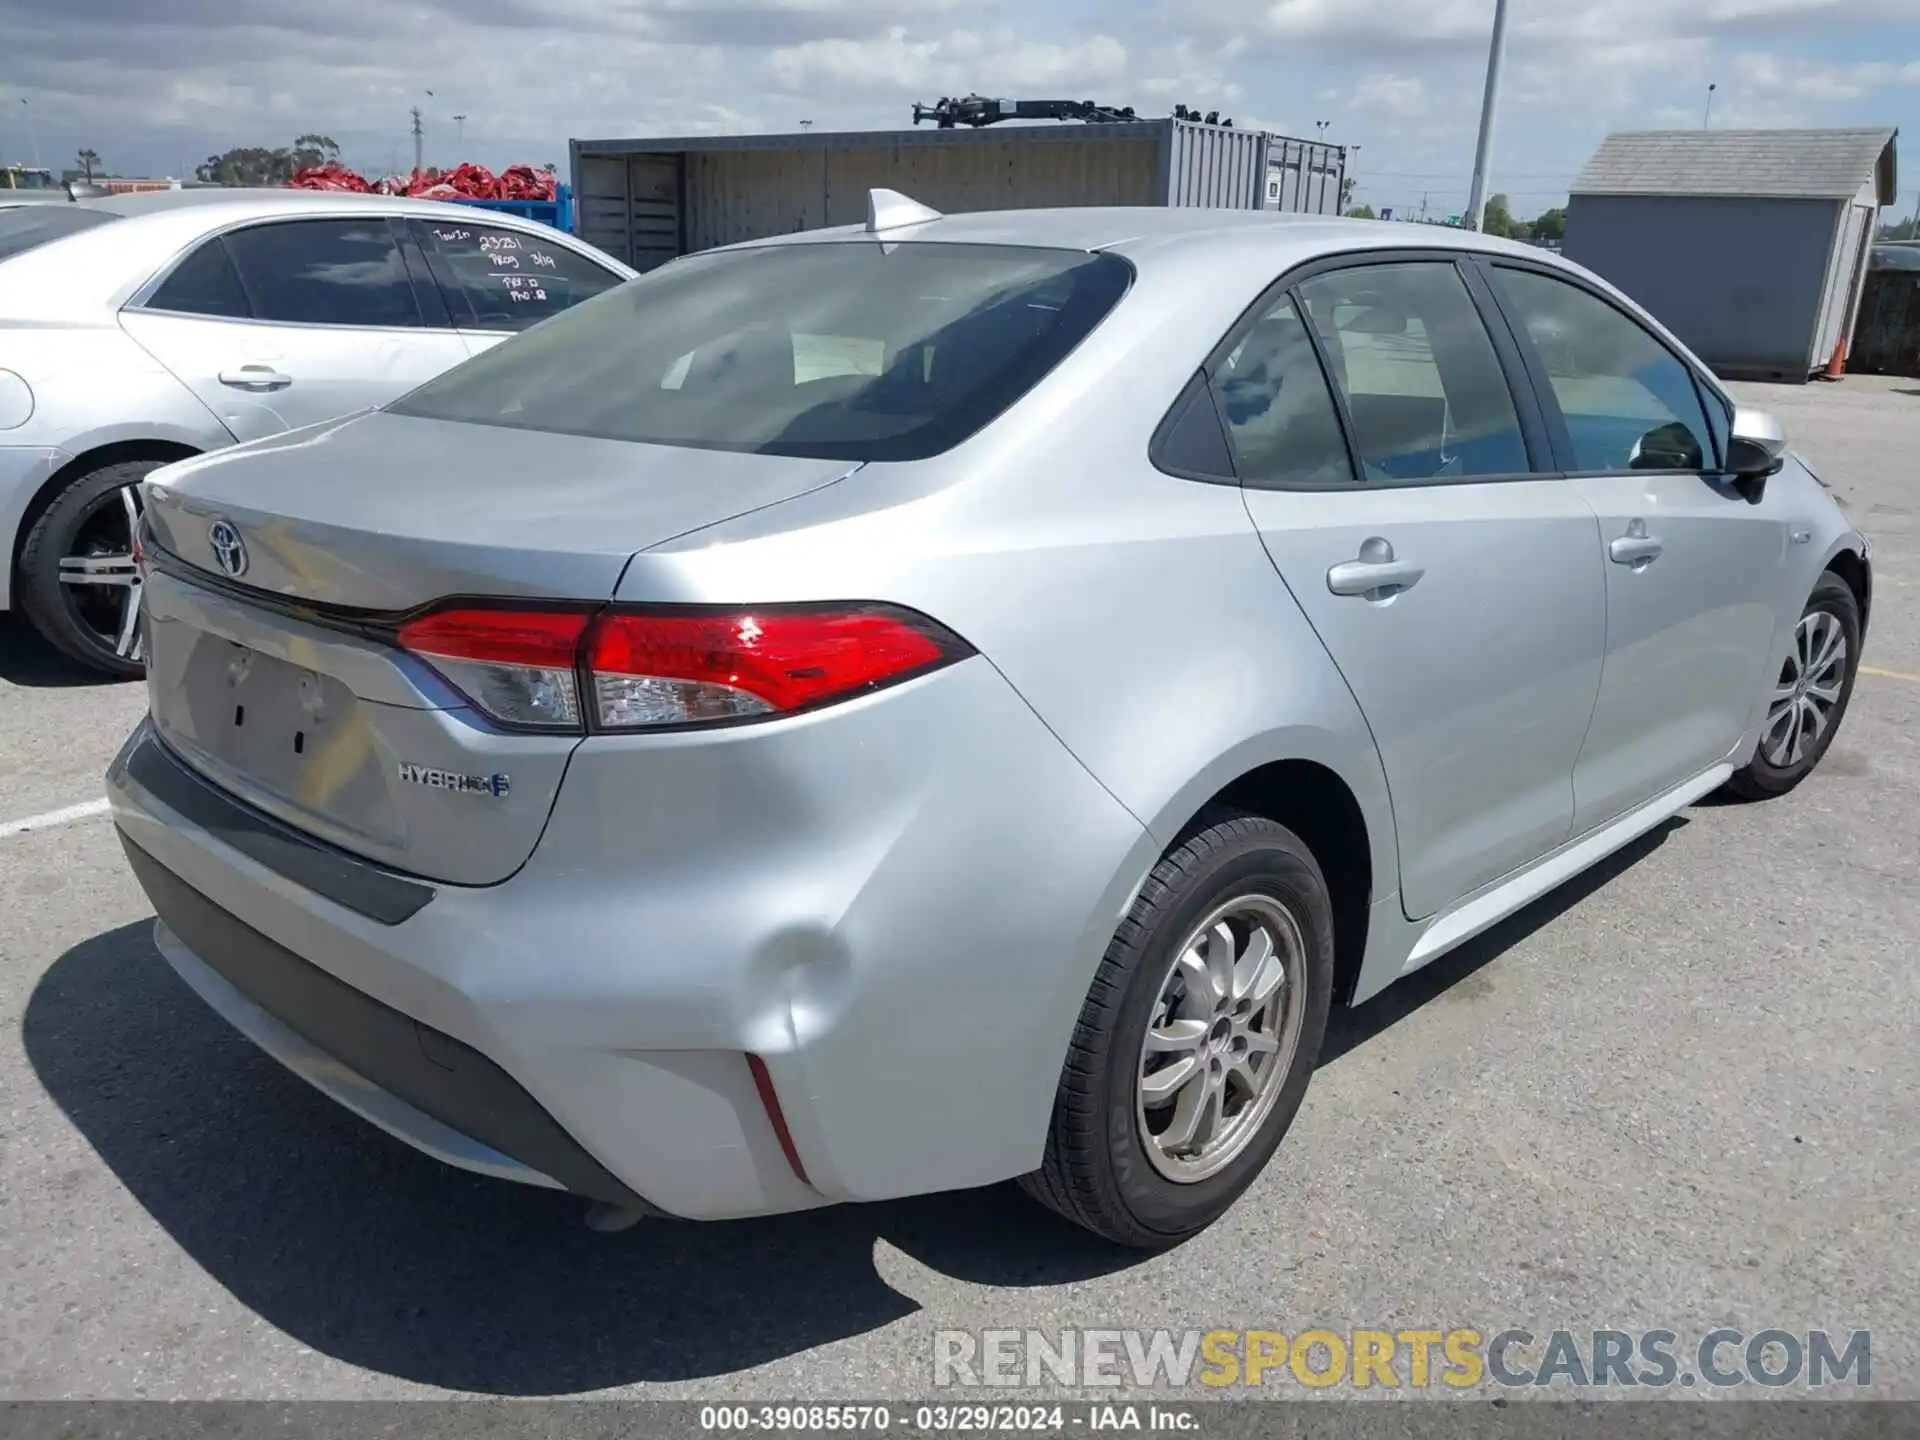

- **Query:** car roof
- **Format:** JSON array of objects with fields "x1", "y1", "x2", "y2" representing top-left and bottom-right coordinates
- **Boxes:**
[
  {"x1": 73, "y1": 186, "x2": 547, "y2": 224},
  {"x1": 721, "y1": 203, "x2": 1555, "y2": 269}
]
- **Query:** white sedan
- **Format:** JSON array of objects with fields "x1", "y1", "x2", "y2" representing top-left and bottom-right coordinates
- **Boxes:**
[{"x1": 0, "y1": 188, "x2": 635, "y2": 675}]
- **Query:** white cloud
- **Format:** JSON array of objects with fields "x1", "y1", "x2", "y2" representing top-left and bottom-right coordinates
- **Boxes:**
[
  {"x1": 1349, "y1": 72, "x2": 1427, "y2": 119},
  {"x1": 0, "y1": 0, "x2": 1911, "y2": 215},
  {"x1": 763, "y1": 27, "x2": 1127, "y2": 97}
]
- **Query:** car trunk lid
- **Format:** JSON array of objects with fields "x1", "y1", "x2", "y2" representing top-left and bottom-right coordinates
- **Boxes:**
[{"x1": 139, "y1": 410, "x2": 859, "y2": 886}]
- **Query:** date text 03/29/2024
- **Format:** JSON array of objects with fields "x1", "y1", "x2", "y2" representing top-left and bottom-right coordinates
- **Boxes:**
[{"x1": 698, "y1": 1406, "x2": 1194, "y2": 1433}]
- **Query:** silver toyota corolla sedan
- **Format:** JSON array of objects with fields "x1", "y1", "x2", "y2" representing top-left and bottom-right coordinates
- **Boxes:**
[
  {"x1": 0, "y1": 188, "x2": 633, "y2": 676},
  {"x1": 107, "y1": 195, "x2": 1871, "y2": 1248}
]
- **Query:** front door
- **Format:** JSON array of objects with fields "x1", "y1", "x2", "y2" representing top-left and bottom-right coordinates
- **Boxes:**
[
  {"x1": 120, "y1": 215, "x2": 469, "y2": 442},
  {"x1": 1225, "y1": 257, "x2": 1607, "y2": 920},
  {"x1": 1482, "y1": 261, "x2": 1788, "y2": 833}
]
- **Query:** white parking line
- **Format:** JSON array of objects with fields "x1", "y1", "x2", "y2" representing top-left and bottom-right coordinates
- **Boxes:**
[{"x1": 0, "y1": 797, "x2": 111, "y2": 839}]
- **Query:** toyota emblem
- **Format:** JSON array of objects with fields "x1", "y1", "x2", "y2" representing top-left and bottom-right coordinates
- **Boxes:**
[{"x1": 207, "y1": 518, "x2": 248, "y2": 578}]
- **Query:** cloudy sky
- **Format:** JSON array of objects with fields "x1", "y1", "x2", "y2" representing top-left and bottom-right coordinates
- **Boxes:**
[{"x1": 4, "y1": 0, "x2": 1917, "y2": 222}]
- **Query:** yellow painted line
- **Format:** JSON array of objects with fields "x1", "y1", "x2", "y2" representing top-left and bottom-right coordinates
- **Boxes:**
[{"x1": 1860, "y1": 665, "x2": 1920, "y2": 683}]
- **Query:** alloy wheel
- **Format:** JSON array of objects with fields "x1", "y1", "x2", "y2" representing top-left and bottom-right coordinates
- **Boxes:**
[
  {"x1": 1762, "y1": 609, "x2": 1847, "y2": 769},
  {"x1": 1135, "y1": 894, "x2": 1307, "y2": 1184},
  {"x1": 54, "y1": 482, "x2": 144, "y2": 665}
]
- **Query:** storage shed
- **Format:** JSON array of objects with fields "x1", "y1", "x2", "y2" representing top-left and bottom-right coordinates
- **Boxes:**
[
  {"x1": 570, "y1": 120, "x2": 1346, "y2": 272},
  {"x1": 1563, "y1": 127, "x2": 1897, "y2": 381}
]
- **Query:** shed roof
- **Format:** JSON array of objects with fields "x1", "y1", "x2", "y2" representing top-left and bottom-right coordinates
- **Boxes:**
[{"x1": 1571, "y1": 127, "x2": 1897, "y2": 205}]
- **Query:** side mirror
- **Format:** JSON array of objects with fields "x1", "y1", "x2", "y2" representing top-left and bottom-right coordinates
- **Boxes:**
[{"x1": 1725, "y1": 406, "x2": 1786, "y2": 502}]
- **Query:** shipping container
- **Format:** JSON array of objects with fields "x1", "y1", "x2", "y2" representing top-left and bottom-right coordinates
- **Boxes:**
[
  {"x1": 570, "y1": 121, "x2": 1347, "y2": 271},
  {"x1": 441, "y1": 185, "x2": 575, "y2": 234}
]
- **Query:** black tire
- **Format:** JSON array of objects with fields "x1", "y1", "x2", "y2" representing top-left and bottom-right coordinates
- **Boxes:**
[
  {"x1": 15, "y1": 458, "x2": 164, "y2": 679},
  {"x1": 1724, "y1": 572, "x2": 1861, "y2": 802},
  {"x1": 1021, "y1": 810, "x2": 1334, "y2": 1249}
]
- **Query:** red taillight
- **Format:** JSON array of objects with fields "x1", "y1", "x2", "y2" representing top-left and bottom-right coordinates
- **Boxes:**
[
  {"x1": 398, "y1": 607, "x2": 590, "y2": 730},
  {"x1": 586, "y1": 606, "x2": 965, "y2": 730},
  {"x1": 397, "y1": 602, "x2": 970, "y2": 734}
]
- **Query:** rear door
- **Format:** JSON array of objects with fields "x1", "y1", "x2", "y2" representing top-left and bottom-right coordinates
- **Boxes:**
[
  {"x1": 1229, "y1": 254, "x2": 1607, "y2": 921},
  {"x1": 1481, "y1": 260, "x2": 1788, "y2": 833},
  {"x1": 120, "y1": 215, "x2": 470, "y2": 441},
  {"x1": 408, "y1": 217, "x2": 626, "y2": 356}
]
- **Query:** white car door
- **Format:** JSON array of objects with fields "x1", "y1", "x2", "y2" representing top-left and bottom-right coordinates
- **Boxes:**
[
  {"x1": 1228, "y1": 258, "x2": 1607, "y2": 921},
  {"x1": 1480, "y1": 260, "x2": 1788, "y2": 833},
  {"x1": 120, "y1": 214, "x2": 469, "y2": 441}
]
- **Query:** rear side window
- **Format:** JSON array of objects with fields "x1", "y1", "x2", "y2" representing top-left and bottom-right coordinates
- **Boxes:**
[
  {"x1": 146, "y1": 239, "x2": 251, "y2": 319},
  {"x1": 388, "y1": 241, "x2": 1134, "y2": 462},
  {"x1": 1298, "y1": 262, "x2": 1530, "y2": 484},
  {"x1": 223, "y1": 218, "x2": 424, "y2": 328},
  {"x1": 0, "y1": 206, "x2": 121, "y2": 263},
  {"x1": 411, "y1": 219, "x2": 624, "y2": 332},
  {"x1": 1208, "y1": 293, "x2": 1355, "y2": 490}
]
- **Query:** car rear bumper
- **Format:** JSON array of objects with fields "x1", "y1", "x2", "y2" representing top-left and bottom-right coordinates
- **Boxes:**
[
  {"x1": 108, "y1": 656, "x2": 1155, "y2": 1221},
  {"x1": 125, "y1": 833, "x2": 657, "y2": 1210}
]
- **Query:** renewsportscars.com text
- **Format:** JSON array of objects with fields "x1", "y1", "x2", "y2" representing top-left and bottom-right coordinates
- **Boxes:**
[{"x1": 932, "y1": 1328, "x2": 1872, "y2": 1391}]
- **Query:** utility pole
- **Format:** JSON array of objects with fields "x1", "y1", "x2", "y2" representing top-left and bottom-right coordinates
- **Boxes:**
[
  {"x1": 20, "y1": 98, "x2": 40, "y2": 169},
  {"x1": 1420, "y1": 190, "x2": 1430, "y2": 223},
  {"x1": 1464, "y1": 0, "x2": 1512, "y2": 233},
  {"x1": 411, "y1": 106, "x2": 424, "y2": 176},
  {"x1": 1704, "y1": 83, "x2": 1717, "y2": 128}
]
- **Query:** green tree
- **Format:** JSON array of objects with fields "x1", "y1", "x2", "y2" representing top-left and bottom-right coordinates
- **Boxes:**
[
  {"x1": 1531, "y1": 206, "x2": 1567, "y2": 243},
  {"x1": 74, "y1": 148, "x2": 103, "y2": 181},
  {"x1": 1479, "y1": 193, "x2": 1514, "y2": 238},
  {"x1": 1345, "y1": 203, "x2": 1377, "y2": 220},
  {"x1": 195, "y1": 134, "x2": 341, "y2": 186}
]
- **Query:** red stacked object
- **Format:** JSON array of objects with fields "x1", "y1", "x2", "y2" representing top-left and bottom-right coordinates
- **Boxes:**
[{"x1": 288, "y1": 163, "x2": 559, "y2": 201}]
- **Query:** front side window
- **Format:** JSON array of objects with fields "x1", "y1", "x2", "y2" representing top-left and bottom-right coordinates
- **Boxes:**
[
  {"x1": 223, "y1": 218, "x2": 423, "y2": 328},
  {"x1": 1298, "y1": 261, "x2": 1531, "y2": 484},
  {"x1": 1492, "y1": 266, "x2": 1714, "y2": 473},
  {"x1": 388, "y1": 241, "x2": 1134, "y2": 462},
  {"x1": 1208, "y1": 292, "x2": 1355, "y2": 489},
  {"x1": 412, "y1": 219, "x2": 624, "y2": 332}
]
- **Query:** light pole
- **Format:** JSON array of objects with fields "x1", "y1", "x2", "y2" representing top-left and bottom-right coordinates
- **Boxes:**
[
  {"x1": 1704, "y1": 83, "x2": 1717, "y2": 128},
  {"x1": 453, "y1": 114, "x2": 466, "y2": 153},
  {"x1": 20, "y1": 98, "x2": 41, "y2": 169},
  {"x1": 1464, "y1": 0, "x2": 1512, "y2": 233}
]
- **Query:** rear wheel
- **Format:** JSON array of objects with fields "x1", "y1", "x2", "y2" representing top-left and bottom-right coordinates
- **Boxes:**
[
  {"x1": 15, "y1": 458, "x2": 161, "y2": 679},
  {"x1": 1021, "y1": 811, "x2": 1333, "y2": 1249},
  {"x1": 1725, "y1": 573, "x2": 1861, "y2": 801}
]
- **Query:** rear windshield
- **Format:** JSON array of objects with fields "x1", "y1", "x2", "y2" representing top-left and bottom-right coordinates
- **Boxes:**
[
  {"x1": 0, "y1": 206, "x2": 122, "y2": 263},
  {"x1": 388, "y1": 241, "x2": 1134, "y2": 461}
]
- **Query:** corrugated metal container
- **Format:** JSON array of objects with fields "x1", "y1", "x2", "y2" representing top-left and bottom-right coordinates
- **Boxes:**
[
  {"x1": 1849, "y1": 268, "x2": 1920, "y2": 378},
  {"x1": 1261, "y1": 137, "x2": 1347, "y2": 215},
  {"x1": 442, "y1": 186, "x2": 575, "y2": 235},
  {"x1": 571, "y1": 121, "x2": 1346, "y2": 271}
]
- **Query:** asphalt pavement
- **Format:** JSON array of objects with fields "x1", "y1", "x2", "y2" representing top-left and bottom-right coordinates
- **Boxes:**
[{"x1": 0, "y1": 377, "x2": 1915, "y2": 1400}]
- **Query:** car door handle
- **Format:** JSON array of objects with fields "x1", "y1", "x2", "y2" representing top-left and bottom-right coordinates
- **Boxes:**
[
  {"x1": 1327, "y1": 541, "x2": 1424, "y2": 599},
  {"x1": 1609, "y1": 519, "x2": 1663, "y2": 567},
  {"x1": 218, "y1": 366, "x2": 292, "y2": 392}
]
